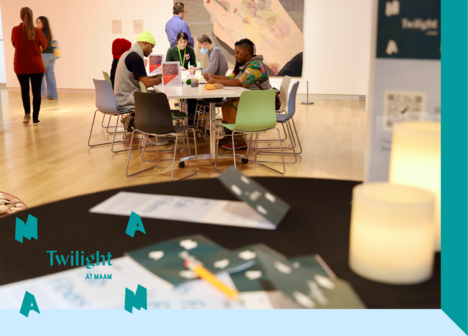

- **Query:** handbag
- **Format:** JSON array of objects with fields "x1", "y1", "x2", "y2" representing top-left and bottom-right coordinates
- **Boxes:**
[
  {"x1": 254, "y1": 82, "x2": 281, "y2": 110},
  {"x1": 52, "y1": 40, "x2": 60, "y2": 59}
]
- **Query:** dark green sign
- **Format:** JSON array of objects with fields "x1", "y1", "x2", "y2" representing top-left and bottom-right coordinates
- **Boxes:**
[{"x1": 377, "y1": 0, "x2": 440, "y2": 60}]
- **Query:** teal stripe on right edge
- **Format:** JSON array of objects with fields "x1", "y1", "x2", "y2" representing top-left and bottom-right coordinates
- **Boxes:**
[{"x1": 441, "y1": 0, "x2": 468, "y2": 333}]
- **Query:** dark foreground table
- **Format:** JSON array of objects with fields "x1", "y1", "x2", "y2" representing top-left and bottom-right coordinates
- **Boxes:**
[{"x1": 0, "y1": 177, "x2": 440, "y2": 308}]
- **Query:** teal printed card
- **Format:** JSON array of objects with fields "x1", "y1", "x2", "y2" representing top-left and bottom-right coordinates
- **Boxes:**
[
  {"x1": 218, "y1": 167, "x2": 290, "y2": 227},
  {"x1": 126, "y1": 235, "x2": 253, "y2": 286}
]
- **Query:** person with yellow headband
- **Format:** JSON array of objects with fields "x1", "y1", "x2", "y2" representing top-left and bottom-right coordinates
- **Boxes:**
[{"x1": 114, "y1": 30, "x2": 161, "y2": 120}]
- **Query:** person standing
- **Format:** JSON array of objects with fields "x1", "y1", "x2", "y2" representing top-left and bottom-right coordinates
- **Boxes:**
[
  {"x1": 110, "y1": 38, "x2": 132, "y2": 88},
  {"x1": 36, "y1": 16, "x2": 57, "y2": 100},
  {"x1": 12, "y1": 7, "x2": 48, "y2": 125},
  {"x1": 165, "y1": 2, "x2": 194, "y2": 48}
]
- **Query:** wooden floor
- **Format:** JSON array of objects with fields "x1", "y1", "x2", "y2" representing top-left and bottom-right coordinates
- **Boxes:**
[{"x1": 0, "y1": 89, "x2": 367, "y2": 208}]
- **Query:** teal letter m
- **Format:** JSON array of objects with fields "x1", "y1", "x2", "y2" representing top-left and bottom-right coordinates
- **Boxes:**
[
  {"x1": 15, "y1": 215, "x2": 38, "y2": 243},
  {"x1": 125, "y1": 285, "x2": 147, "y2": 313}
]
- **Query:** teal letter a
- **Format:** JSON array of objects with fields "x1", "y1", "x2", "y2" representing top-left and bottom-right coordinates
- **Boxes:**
[
  {"x1": 125, "y1": 212, "x2": 146, "y2": 237},
  {"x1": 20, "y1": 291, "x2": 40, "y2": 317},
  {"x1": 15, "y1": 215, "x2": 38, "y2": 243},
  {"x1": 125, "y1": 285, "x2": 147, "y2": 313}
]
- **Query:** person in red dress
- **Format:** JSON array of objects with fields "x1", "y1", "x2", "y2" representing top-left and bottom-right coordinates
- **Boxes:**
[{"x1": 12, "y1": 7, "x2": 48, "y2": 125}]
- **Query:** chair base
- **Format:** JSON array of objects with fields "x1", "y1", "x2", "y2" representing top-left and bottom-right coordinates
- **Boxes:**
[
  {"x1": 215, "y1": 127, "x2": 286, "y2": 175},
  {"x1": 126, "y1": 128, "x2": 199, "y2": 181}
]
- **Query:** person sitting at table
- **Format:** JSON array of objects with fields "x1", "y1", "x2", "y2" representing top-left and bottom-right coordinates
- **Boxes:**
[
  {"x1": 114, "y1": 30, "x2": 161, "y2": 131},
  {"x1": 204, "y1": 38, "x2": 271, "y2": 151},
  {"x1": 110, "y1": 38, "x2": 132, "y2": 88},
  {"x1": 189, "y1": 35, "x2": 228, "y2": 76},
  {"x1": 166, "y1": 32, "x2": 197, "y2": 120},
  {"x1": 165, "y1": 32, "x2": 196, "y2": 71}
]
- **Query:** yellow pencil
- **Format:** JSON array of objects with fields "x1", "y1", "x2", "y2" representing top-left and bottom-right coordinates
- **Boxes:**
[{"x1": 184, "y1": 260, "x2": 241, "y2": 302}]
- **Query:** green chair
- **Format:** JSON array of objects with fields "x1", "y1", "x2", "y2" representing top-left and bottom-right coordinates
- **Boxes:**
[
  {"x1": 215, "y1": 90, "x2": 286, "y2": 174},
  {"x1": 139, "y1": 81, "x2": 187, "y2": 122},
  {"x1": 196, "y1": 62, "x2": 201, "y2": 68},
  {"x1": 103, "y1": 71, "x2": 111, "y2": 83}
]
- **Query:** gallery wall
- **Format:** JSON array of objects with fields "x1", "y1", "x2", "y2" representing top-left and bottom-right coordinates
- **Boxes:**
[{"x1": 0, "y1": 0, "x2": 372, "y2": 95}]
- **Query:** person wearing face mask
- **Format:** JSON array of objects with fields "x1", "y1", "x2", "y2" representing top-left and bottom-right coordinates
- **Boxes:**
[
  {"x1": 190, "y1": 35, "x2": 227, "y2": 77},
  {"x1": 114, "y1": 31, "x2": 161, "y2": 130},
  {"x1": 204, "y1": 38, "x2": 271, "y2": 150}
]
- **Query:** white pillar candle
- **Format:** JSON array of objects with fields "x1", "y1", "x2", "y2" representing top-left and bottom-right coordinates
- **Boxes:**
[
  {"x1": 349, "y1": 183, "x2": 435, "y2": 284},
  {"x1": 389, "y1": 121, "x2": 441, "y2": 251},
  {"x1": 181, "y1": 73, "x2": 188, "y2": 81}
]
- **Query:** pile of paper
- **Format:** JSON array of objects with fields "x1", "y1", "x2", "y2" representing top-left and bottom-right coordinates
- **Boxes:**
[
  {"x1": 126, "y1": 235, "x2": 366, "y2": 309},
  {"x1": 0, "y1": 235, "x2": 365, "y2": 309}
]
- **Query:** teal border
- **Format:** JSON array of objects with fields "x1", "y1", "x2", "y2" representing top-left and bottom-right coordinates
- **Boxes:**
[{"x1": 441, "y1": 0, "x2": 468, "y2": 333}]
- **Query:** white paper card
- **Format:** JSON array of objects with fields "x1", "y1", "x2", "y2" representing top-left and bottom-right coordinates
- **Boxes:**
[
  {"x1": 0, "y1": 257, "x2": 273, "y2": 309},
  {"x1": 162, "y1": 61, "x2": 182, "y2": 86},
  {"x1": 89, "y1": 192, "x2": 276, "y2": 229}
]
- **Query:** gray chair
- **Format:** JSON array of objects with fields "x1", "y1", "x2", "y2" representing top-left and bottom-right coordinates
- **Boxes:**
[
  {"x1": 126, "y1": 91, "x2": 199, "y2": 180},
  {"x1": 88, "y1": 79, "x2": 134, "y2": 153},
  {"x1": 252, "y1": 81, "x2": 302, "y2": 164},
  {"x1": 100, "y1": 71, "x2": 120, "y2": 131}
]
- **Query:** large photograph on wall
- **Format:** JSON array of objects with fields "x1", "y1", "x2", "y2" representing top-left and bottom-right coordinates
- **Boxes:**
[{"x1": 182, "y1": 0, "x2": 304, "y2": 77}]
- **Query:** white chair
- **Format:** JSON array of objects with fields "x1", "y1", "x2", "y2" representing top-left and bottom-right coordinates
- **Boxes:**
[{"x1": 277, "y1": 76, "x2": 291, "y2": 114}]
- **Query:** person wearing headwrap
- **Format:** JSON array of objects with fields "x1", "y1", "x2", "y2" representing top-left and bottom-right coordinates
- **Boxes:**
[
  {"x1": 110, "y1": 38, "x2": 131, "y2": 88},
  {"x1": 114, "y1": 31, "x2": 161, "y2": 130}
]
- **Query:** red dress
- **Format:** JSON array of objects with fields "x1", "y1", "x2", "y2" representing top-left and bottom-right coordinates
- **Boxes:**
[{"x1": 11, "y1": 23, "x2": 48, "y2": 75}]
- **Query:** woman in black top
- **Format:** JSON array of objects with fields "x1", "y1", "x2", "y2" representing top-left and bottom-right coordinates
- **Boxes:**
[
  {"x1": 165, "y1": 32, "x2": 196, "y2": 71},
  {"x1": 165, "y1": 32, "x2": 197, "y2": 119},
  {"x1": 36, "y1": 16, "x2": 57, "y2": 100}
]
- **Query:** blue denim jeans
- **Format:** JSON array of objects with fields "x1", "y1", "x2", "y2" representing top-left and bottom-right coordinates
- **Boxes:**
[{"x1": 41, "y1": 53, "x2": 58, "y2": 99}]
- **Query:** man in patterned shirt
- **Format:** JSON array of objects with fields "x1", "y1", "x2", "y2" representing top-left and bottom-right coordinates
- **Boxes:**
[{"x1": 204, "y1": 38, "x2": 271, "y2": 150}]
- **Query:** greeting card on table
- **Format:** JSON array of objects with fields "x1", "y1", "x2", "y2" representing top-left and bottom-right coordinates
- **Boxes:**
[
  {"x1": 89, "y1": 168, "x2": 290, "y2": 230},
  {"x1": 162, "y1": 61, "x2": 182, "y2": 86},
  {"x1": 125, "y1": 235, "x2": 254, "y2": 286},
  {"x1": 148, "y1": 54, "x2": 164, "y2": 75}
]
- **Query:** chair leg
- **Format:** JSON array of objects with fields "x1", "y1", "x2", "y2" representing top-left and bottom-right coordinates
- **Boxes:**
[
  {"x1": 232, "y1": 131, "x2": 237, "y2": 170},
  {"x1": 179, "y1": 128, "x2": 199, "y2": 180},
  {"x1": 253, "y1": 129, "x2": 286, "y2": 175},
  {"x1": 215, "y1": 124, "x2": 221, "y2": 172},
  {"x1": 126, "y1": 131, "x2": 164, "y2": 177},
  {"x1": 111, "y1": 115, "x2": 134, "y2": 153},
  {"x1": 89, "y1": 111, "x2": 129, "y2": 148},
  {"x1": 252, "y1": 122, "x2": 298, "y2": 164},
  {"x1": 101, "y1": 114, "x2": 109, "y2": 129},
  {"x1": 291, "y1": 118, "x2": 303, "y2": 154},
  {"x1": 170, "y1": 134, "x2": 179, "y2": 181},
  {"x1": 244, "y1": 134, "x2": 253, "y2": 160}
]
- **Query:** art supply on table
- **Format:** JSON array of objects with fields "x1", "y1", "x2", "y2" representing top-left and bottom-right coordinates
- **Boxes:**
[{"x1": 184, "y1": 259, "x2": 241, "y2": 302}]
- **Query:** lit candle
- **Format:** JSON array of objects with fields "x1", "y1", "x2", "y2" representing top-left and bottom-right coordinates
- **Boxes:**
[
  {"x1": 349, "y1": 183, "x2": 435, "y2": 284},
  {"x1": 181, "y1": 73, "x2": 188, "y2": 82},
  {"x1": 389, "y1": 121, "x2": 441, "y2": 251}
]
